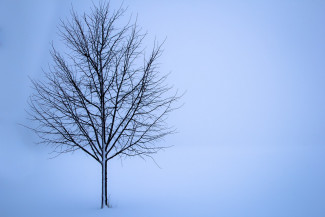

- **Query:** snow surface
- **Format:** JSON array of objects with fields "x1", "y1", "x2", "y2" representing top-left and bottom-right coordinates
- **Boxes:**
[{"x1": 1, "y1": 122, "x2": 325, "y2": 217}]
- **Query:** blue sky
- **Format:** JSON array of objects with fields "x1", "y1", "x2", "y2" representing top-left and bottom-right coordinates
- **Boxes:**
[{"x1": 1, "y1": 1, "x2": 325, "y2": 216}]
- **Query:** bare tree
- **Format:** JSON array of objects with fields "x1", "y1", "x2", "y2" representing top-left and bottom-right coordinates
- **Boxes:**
[{"x1": 28, "y1": 2, "x2": 180, "y2": 208}]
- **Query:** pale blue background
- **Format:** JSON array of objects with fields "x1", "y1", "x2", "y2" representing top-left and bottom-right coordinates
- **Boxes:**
[{"x1": 1, "y1": 0, "x2": 325, "y2": 216}]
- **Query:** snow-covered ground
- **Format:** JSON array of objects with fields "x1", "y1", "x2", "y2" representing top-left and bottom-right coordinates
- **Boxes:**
[{"x1": 1, "y1": 121, "x2": 325, "y2": 217}]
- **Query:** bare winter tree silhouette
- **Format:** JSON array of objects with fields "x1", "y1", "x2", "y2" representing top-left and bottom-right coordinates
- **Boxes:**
[{"x1": 28, "y1": 2, "x2": 180, "y2": 208}]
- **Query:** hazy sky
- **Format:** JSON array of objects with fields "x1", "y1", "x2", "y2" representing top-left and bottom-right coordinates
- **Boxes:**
[{"x1": 1, "y1": 1, "x2": 325, "y2": 216}]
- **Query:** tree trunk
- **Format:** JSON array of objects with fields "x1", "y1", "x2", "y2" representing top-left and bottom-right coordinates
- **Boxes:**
[
  {"x1": 101, "y1": 161, "x2": 108, "y2": 208},
  {"x1": 105, "y1": 161, "x2": 108, "y2": 207}
]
